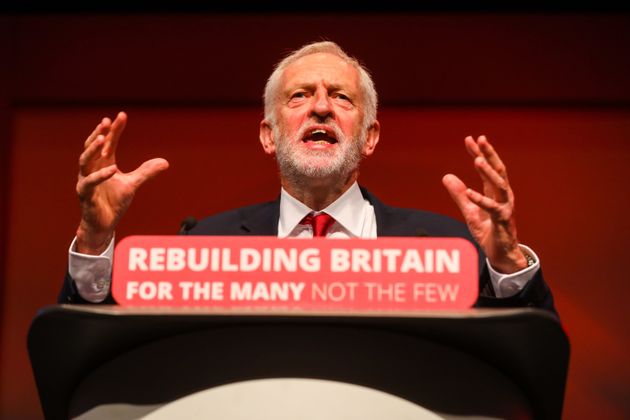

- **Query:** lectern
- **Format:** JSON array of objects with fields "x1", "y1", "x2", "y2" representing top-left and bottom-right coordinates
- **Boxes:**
[{"x1": 28, "y1": 305, "x2": 569, "y2": 419}]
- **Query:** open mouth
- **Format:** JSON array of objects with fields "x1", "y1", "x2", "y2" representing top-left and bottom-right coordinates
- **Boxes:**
[{"x1": 302, "y1": 127, "x2": 338, "y2": 145}]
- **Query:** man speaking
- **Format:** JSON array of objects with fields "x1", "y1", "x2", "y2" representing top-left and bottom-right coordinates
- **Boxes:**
[{"x1": 59, "y1": 41, "x2": 554, "y2": 312}]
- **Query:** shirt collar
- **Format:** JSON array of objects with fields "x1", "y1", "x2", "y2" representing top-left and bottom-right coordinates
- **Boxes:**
[{"x1": 278, "y1": 182, "x2": 367, "y2": 238}]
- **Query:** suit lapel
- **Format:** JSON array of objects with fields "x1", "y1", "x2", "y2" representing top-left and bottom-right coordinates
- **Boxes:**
[
  {"x1": 239, "y1": 198, "x2": 280, "y2": 236},
  {"x1": 363, "y1": 188, "x2": 395, "y2": 236},
  {"x1": 239, "y1": 188, "x2": 421, "y2": 237},
  {"x1": 239, "y1": 189, "x2": 399, "y2": 237},
  {"x1": 360, "y1": 186, "x2": 427, "y2": 237}
]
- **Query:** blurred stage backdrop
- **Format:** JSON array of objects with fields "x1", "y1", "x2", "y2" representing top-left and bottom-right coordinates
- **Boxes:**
[{"x1": 1, "y1": 5, "x2": 629, "y2": 419}]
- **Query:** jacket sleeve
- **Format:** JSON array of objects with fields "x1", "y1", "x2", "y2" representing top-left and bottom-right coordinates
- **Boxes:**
[
  {"x1": 57, "y1": 271, "x2": 116, "y2": 304},
  {"x1": 475, "y1": 265, "x2": 557, "y2": 315}
]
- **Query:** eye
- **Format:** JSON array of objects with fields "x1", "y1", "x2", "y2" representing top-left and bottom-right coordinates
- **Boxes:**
[
  {"x1": 334, "y1": 92, "x2": 352, "y2": 102},
  {"x1": 290, "y1": 91, "x2": 307, "y2": 99},
  {"x1": 288, "y1": 91, "x2": 308, "y2": 105}
]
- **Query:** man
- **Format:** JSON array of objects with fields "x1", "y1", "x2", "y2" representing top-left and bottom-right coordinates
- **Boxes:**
[{"x1": 60, "y1": 41, "x2": 554, "y2": 311}]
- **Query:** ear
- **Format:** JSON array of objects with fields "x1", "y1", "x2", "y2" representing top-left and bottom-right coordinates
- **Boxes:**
[
  {"x1": 259, "y1": 119, "x2": 276, "y2": 155},
  {"x1": 361, "y1": 120, "x2": 380, "y2": 157}
]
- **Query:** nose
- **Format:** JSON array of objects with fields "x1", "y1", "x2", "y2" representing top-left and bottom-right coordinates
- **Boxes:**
[{"x1": 310, "y1": 87, "x2": 333, "y2": 121}]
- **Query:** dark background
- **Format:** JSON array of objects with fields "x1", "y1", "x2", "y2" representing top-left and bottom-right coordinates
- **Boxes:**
[{"x1": 1, "y1": 4, "x2": 629, "y2": 419}]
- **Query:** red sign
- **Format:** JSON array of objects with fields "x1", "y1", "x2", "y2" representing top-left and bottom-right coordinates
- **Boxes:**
[{"x1": 112, "y1": 236, "x2": 478, "y2": 311}]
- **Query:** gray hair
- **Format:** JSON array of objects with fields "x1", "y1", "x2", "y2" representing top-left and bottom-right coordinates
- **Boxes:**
[{"x1": 263, "y1": 41, "x2": 378, "y2": 129}]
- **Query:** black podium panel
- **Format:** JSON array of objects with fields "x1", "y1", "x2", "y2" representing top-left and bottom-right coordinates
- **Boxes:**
[{"x1": 28, "y1": 306, "x2": 569, "y2": 419}]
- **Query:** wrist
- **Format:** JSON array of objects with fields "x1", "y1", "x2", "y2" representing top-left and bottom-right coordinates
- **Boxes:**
[
  {"x1": 489, "y1": 247, "x2": 530, "y2": 274},
  {"x1": 76, "y1": 225, "x2": 113, "y2": 255}
]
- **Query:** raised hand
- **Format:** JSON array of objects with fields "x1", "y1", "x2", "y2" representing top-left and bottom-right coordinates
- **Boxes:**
[
  {"x1": 442, "y1": 135, "x2": 528, "y2": 274},
  {"x1": 75, "y1": 112, "x2": 169, "y2": 254}
]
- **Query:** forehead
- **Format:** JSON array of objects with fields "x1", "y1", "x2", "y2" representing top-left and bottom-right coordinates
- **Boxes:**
[{"x1": 280, "y1": 52, "x2": 361, "y2": 92}]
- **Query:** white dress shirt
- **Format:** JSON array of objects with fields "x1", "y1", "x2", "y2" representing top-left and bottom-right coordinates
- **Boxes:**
[{"x1": 69, "y1": 182, "x2": 539, "y2": 302}]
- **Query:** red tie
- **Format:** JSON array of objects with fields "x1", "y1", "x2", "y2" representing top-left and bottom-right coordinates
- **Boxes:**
[{"x1": 301, "y1": 213, "x2": 335, "y2": 237}]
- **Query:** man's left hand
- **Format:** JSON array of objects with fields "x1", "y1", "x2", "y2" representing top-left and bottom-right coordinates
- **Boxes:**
[{"x1": 442, "y1": 135, "x2": 529, "y2": 274}]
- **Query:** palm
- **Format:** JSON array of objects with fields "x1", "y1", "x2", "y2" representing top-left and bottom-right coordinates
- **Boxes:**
[{"x1": 81, "y1": 171, "x2": 137, "y2": 233}]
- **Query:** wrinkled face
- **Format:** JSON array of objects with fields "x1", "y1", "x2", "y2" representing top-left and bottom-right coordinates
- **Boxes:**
[{"x1": 271, "y1": 53, "x2": 369, "y2": 180}]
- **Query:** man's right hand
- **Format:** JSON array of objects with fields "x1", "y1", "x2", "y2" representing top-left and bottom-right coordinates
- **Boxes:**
[{"x1": 75, "y1": 112, "x2": 169, "y2": 254}]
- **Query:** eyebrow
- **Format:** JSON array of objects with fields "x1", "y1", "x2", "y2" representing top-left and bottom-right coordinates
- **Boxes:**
[{"x1": 285, "y1": 82, "x2": 354, "y2": 94}]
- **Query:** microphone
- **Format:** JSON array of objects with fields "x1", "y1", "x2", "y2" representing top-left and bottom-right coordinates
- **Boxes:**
[{"x1": 178, "y1": 216, "x2": 198, "y2": 235}]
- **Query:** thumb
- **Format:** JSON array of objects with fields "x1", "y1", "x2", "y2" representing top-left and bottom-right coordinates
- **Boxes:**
[
  {"x1": 129, "y1": 158, "x2": 169, "y2": 188},
  {"x1": 442, "y1": 174, "x2": 470, "y2": 214}
]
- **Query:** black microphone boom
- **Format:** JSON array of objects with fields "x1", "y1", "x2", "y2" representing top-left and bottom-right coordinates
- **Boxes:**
[{"x1": 178, "y1": 216, "x2": 198, "y2": 235}]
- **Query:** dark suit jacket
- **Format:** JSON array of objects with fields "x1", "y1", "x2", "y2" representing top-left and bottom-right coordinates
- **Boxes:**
[{"x1": 59, "y1": 187, "x2": 555, "y2": 312}]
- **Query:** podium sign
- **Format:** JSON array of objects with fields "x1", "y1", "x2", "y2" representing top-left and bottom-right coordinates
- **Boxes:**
[{"x1": 112, "y1": 236, "x2": 478, "y2": 311}]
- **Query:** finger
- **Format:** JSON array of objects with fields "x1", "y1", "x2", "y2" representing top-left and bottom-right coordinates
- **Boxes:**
[
  {"x1": 84, "y1": 117, "x2": 111, "y2": 148},
  {"x1": 442, "y1": 174, "x2": 473, "y2": 215},
  {"x1": 79, "y1": 135, "x2": 106, "y2": 174},
  {"x1": 128, "y1": 158, "x2": 169, "y2": 188},
  {"x1": 102, "y1": 111, "x2": 127, "y2": 158},
  {"x1": 466, "y1": 187, "x2": 501, "y2": 215},
  {"x1": 464, "y1": 135, "x2": 482, "y2": 158},
  {"x1": 474, "y1": 156, "x2": 510, "y2": 203},
  {"x1": 77, "y1": 164, "x2": 118, "y2": 198},
  {"x1": 477, "y1": 135, "x2": 508, "y2": 179}
]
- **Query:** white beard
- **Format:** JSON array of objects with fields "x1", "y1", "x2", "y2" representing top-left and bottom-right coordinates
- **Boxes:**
[{"x1": 274, "y1": 120, "x2": 365, "y2": 184}]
